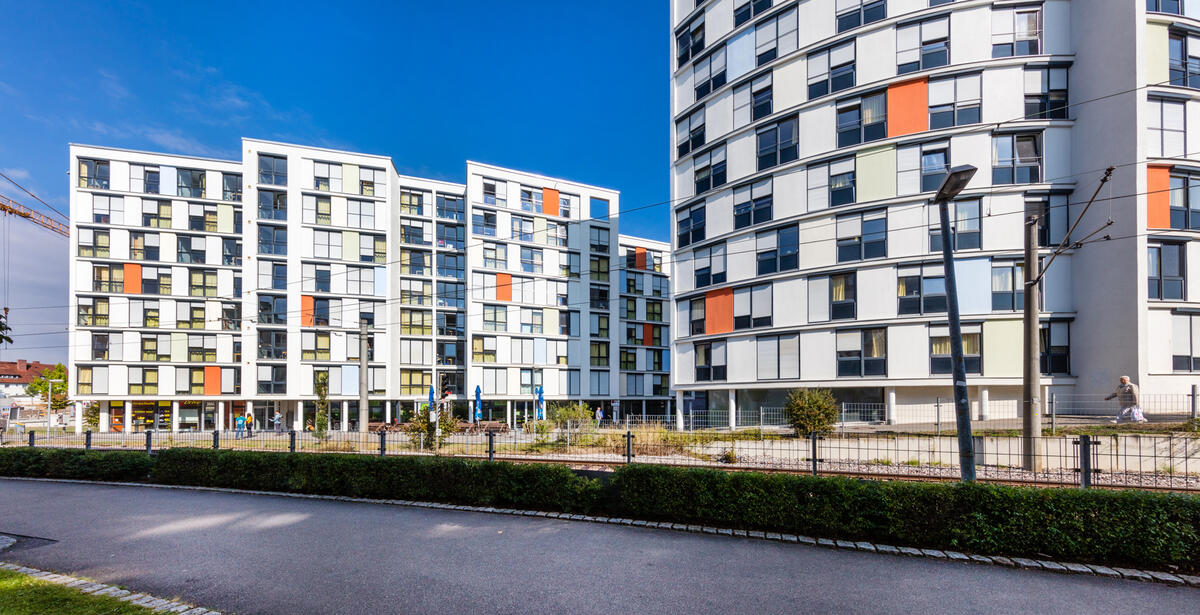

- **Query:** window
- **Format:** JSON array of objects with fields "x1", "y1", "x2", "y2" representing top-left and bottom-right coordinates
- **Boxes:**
[
  {"x1": 734, "y1": 0, "x2": 771, "y2": 27},
  {"x1": 928, "y1": 199, "x2": 981, "y2": 251},
  {"x1": 689, "y1": 298, "x2": 706, "y2": 335},
  {"x1": 590, "y1": 256, "x2": 610, "y2": 282},
  {"x1": 992, "y1": 133, "x2": 1042, "y2": 184},
  {"x1": 1148, "y1": 98, "x2": 1186, "y2": 159},
  {"x1": 400, "y1": 279, "x2": 432, "y2": 306},
  {"x1": 757, "y1": 334, "x2": 800, "y2": 380},
  {"x1": 676, "y1": 108, "x2": 705, "y2": 158},
  {"x1": 186, "y1": 203, "x2": 217, "y2": 232},
  {"x1": 258, "y1": 224, "x2": 287, "y2": 255},
  {"x1": 436, "y1": 224, "x2": 464, "y2": 250},
  {"x1": 620, "y1": 350, "x2": 638, "y2": 371},
  {"x1": 258, "y1": 154, "x2": 287, "y2": 186},
  {"x1": 1148, "y1": 0, "x2": 1185, "y2": 14},
  {"x1": 176, "y1": 302, "x2": 205, "y2": 329},
  {"x1": 1149, "y1": 242, "x2": 1186, "y2": 300},
  {"x1": 177, "y1": 235, "x2": 205, "y2": 264},
  {"x1": 482, "y1": 178, "x2": 507, "y2": 207},
  {"x1": 693, "y1": 47, "x2": 726, "y2": 100},
  {"x1": 141, "y1": 200, "x2": 171, "y2": 228},
  {"x1": 991, "y1": 261, "x2": 1026, "y2": 311},
  {"x1": 91, "y1": 332, "x2": 109, "y2": 360},
  {"x1": 734, "y1": 178, "x2": 772, "y2": 229},
  {"x1": 398, "y1": 309, "x2": 430, "y2": 335},
  {"x1": 837, "y1": 328, "x2": 887, "y2": 377},
  {"x1": 482, "y1": 243, "x2": 507, "y2": 269},
  {"x1": 438, "y1": 282, "x2": 466, "y2": 309},
  {"x1": 257, "y1": 366, "x2": 286, "y2": 394},
  {"x1": 177, "y1": 169, "x2": 206, "y2": 198},
  {"x1": 302, "y1": 195, "x2": 332, "y2": 225},
  {"x1": 992, "y1": 6, "x2": 1041, "y2": 58},
  {"x1": 77, "y1": 366, "x2": 94, "y2": 395},
  {"x1": 512, "y1": 216, "x2": 534, "y2": 242},
  {"x1": 733, "y1": 283, "x2": 773, "y2": 329},
  {"x1": 521, "y1": 308, "x2": 543, "y2": 334},
  {"x1": 809, "y1": 158, "x2": 856, "y2": 208},
  {"x1": 694, "y1": 244, "x2": 727, "y2": 287},
  {"x1": 258, "y1": 261, "x2": 287, "y2": 291},
  {"x1": 591, "y1": 313, "x2": 610, "y2": 339},
  {"x1": 130, "y1": 164, "x2": 160, "y2": 193},
  {"x1": 837, "y1": 0, "x2": 885, "y2": 32},
  {"x1": 1033, "y1": 193, "x2": 1072, "y2": 246},
  {"x1": 1172, "y1": 313, "x2": 1200, "y2": 371},
  {"x1": 313, "y1": 161, "x2": 342, "y2": 192},
  {"x1": 677, "y1": 202, "x2": 705, "y2": 247},
  {"x1": 590, "y1": 285, "x2": 609, "y2": 310},
  {"x1": 836, "y1": 91, "x2": 886, "y2": 147},
  {"x1": 898, "y1": 140, "x2": 950, "y2": 195},
  {"x1": 483, "y1": 304, "x2": 506, "y2": 331},
  {"x1": 436, "y1": 194, "x2": 465, "y2": 221},
  {"x1": 401, "y1": 222, "x2": 429, "y2": 246},
  {"x1": 830, "y1": 272, "x2": 857, "y2": 320},
  {"x1": 222, "y1": 173, "x2": 242, "y2": 201},
  {"x1": 258, "y1": 330, "x2": 288, "y2": 360},
  {"x1": 693, "y1": 145, "x2": 727, "y2": 194},
  {"x1": 646, "y1": 300, "x2": 663, "y2": 322},
  {"x1": 301, "y1": 332, "x2": 331, "y2": 361},
  {"x1": 695, "y1": 340, "x2": 727, "y2": 381},
  {"x1": 1169, "y1": 32, "x2": 1200, "y2": 89},
  {"x1": 519, "y1": 369, "x2": 543, "y2": 395},
  {"x1": 520, "y1": 247, "x2": 543, "y2": 273},
  {"x1": 836, "y1": 210, "x2": 887, "y2": 262},
  {"x1": 400, "y1": 190, "x2": 425, "y2": 215},
  {"x1": 357, "y1": 168, "x2": 383, "y2": 197},
  {"x1": 756, "y1": 116, "x2": 798, "y2": 171},
  {"x1": 346, "y1": 266, "x2": 374, "y2": 295},
  {"x1": 807, "y1": 41, "x2": 855, "y2": 99},
  {"x1": 347, "y1": 200, "x2": 375, "y2": 229},
  {"x1": 929, "y1": 73, "x2": 981, "y2": 129},
  {"x1": 590, "y1": 226, "x2": 610, "y2": 253},
  {"x1": 1041, "y1": 320, "x2": 1070, "y2": 374},
  {"x1": 129, "y1": 368, "x2": 158, "y2": 395},
  {"x1": 733, "y1": 73, "x2": 774, "y2": 128},
  {"x1": 546, "y1": 221, "x2": 568, "y2": 247},
  {"x1": 188, "y1": 334, "x2": 217, "y2": 362},
  {"x1": 754, "y1": 7, "x2": 797, "y2": 66},
  {"x1": 437, "y1": 253, "x2": 464, "y2": 279},
  {"x1": 78, "y1": 158, "x2": 109, "y2": 188},
  {"x1": 589, "y1": 370, "x2": 609, "y2": 396},
  {"x1": 310, "y1": 230, "x2": 338, "y2": 260},
  {"x1": 258, "y1": 295, "x2": 287, "y2": 325},
  {"x1": 90, "y1": 194, "x2": 116, "y2": 224},
  {"x1": 897, "y1": 16, "x2": 950, "y2": 74},
  {"x1": 189, "y1": 269, "x2": 217, "y2": 297},
  {"x1": 756, "y1": 226, "x2": 799, "y2": 274},
  {"x1": 591, "y1": 342, "x2": 610, "y2": 367},
  {"x1": 930, "y1": 325, "x2": 982, "y2": 374},
  {"x1": 472, "y1": 210, "x2": 497, "y2": 236},
  {"x1": 1024, "y1": 67, "x2": 1068, "y2": 120},
  {"x1": 77, "y1": 229, "x2": 110, "y2": 258},
  {"x1": 676, "y1": 14, "x2": 704, "y2": 67},
  {"x1": 142, "y1": 267, "x2": 170, "y2": 295},
  {"x1": 77, "y1": 297, "x2": 109, "y2": 326},
  {"x1": 91, "y1": 264, "x2": 122, "y2": 292},
  {"x1": 222, "y1": 238, "x2": 242, "y2": 266},
  {"x1": 1168, "y1": 173, "x2": 1200, "y2": 231},
  {"x1": 257, "y1": 190, "x2": 287, "y2": 221}
]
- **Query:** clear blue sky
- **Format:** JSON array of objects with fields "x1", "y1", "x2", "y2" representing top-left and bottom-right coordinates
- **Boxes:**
[{"x1": 0, "y1": 1, "x2": 669, "y2": 365}]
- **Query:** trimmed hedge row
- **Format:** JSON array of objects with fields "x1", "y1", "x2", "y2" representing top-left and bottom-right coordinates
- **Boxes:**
[{"x1": 1, "y1": 447, "x2": 1197, "y2": 572}]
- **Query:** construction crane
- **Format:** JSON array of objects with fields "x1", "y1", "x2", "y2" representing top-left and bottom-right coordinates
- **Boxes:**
[{"x1": 0, "y1": 194, "x2": 69, "y2": 237}]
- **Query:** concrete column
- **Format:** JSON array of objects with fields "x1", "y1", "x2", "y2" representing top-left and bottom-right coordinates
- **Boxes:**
[
  {"x1": 642, "y1": 399, "x2": 647, "y2": 422},
  {"x1": 341, "y1": 401, "x2": 349, "y2": 431},
  {"x1": 99, "y1": 400, "x2": 110, "y2": 433},
  {"x1": 295, "y1": 400, "x2": 304, "y2": 432},
  {"x1": 506, "y1": 400, "x2": 513, "y2": 427},
  {"x1": 217, "y1": 401, "x2": 226, "y2": 432},
  {"x1": 979, "y1": 387, "x2": 990, "y2": 421},
  {"x1": 886, "y1": 388, "x2": 896, "y2": 425},
  {"x1": 170, "y1": 401, "x2": 180, "y2": 432},
  {"x1": 385, "y1": 401, "x2": 392, "y2": 424},
  {"x1": 74, "y1": 403, "x2": 83, "y2": 434},
  {"x1": 728, "y1": 390, "x2": 737, "y2": 430},
  {"x1": 123, "y1": 403, "x2": 132, "y2": 434},
  {"x1": 246, "y1": 401, "x2": 255, "y2": 429},
  {"x1": 674, "y1": 390, "x2": 685, "y2": 430}
]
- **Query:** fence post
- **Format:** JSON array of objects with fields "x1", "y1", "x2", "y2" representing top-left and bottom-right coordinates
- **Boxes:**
[
  {"x1": 85, "y1": 430, "x2": 92, "y2": 451},
  {"x1": 145, "y1": 431, "x2": 152, "y2": 455},
  {"x1": 1193, "y1": 384, "x2": 1198, "y2": 420},
  {"x1": 935, "y1": 398, "x2": 941, "y2": 435},
  {"x1": 487, "y1": 430, "x2": 495, "y2": 462},
  {"x1": 625, "y1": 430, "x2": 634, "y2": 464},
  {"x1": 809, "y1": 432, "x2": 820, "y2": 476},
  {"x1": 1050, "y1": 393, "x2": 1057, "y2": 435},
  {"x1": 28, "y1": 432, "x2": 34, "y2": 447},
  {"x1": 289, "y1": 430, "x2": 297, "y2": 453},
  {"x1": 212, "y1": 430, "x2": 220, "y2": 450},
  {"x1": 1077, "y1": 434, "x2": 1092, "y2": 489},
  {"x1": 379, "y1": 430, "x2": 386, "y2": 456}
]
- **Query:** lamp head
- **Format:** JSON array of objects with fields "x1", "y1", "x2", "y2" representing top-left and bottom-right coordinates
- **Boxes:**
[{"x1": 934, "y1": 165, "x2": 978, "y2": 202}]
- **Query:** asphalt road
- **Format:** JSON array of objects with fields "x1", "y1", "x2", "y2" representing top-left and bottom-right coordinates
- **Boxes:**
[{"x1": 0, "y1": 479, "x2": 1194, "y2": 615}]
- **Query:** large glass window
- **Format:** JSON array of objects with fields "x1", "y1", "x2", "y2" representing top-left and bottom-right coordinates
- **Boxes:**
[
  {"x1": 693, "y1": 145, "x2": 727, "y2": 195},
  {"x1": 676, "y1": 108, "x2": 705, "y2": 158},
  {"x1": 830, "y1": 272, "x2": 857, "y2": 320},
  {"x1": 897, "y1": 16, "x2": 949, "y2": 74},
  {"x1": 756, "y1": 116, "x2": 798, "y2": 171},
  {"x1": 733, "y1": 178, "x2": 772, "y2": 229},
  {"x1": 930, "y1": 325, "x2": 982, "y2": 374},
  {"x1": 836, "y1": 91, "x2": 886, "y2": 148},
  {"x1": 991, "y1": 262, "x2": 1025, "y2": 311},
  {"x1": 836, "y1": 329, "x2": 887, "y2": 377},
  {"x1": 694, "y1": 341, "x2": 726, "y2": 381},
  {"x1": 929, "y1": 199, "x2": 981, "y2": 251},
  {"x1": 677, "y1": 202, "x2": 705, "y2": 247},
  {"x1": 807, "y1": 41, "x2": 855, "y2": 99},
  {"x1": 735, "y1": 0, "x2": 772, "y2": 27},
  {"x1": 693, "y1": 47, "x2": 726, "y2": 101},
  {"x1": 992, "y1": 6, "x2": 1041, "y2": 58},
  {"x1": 1148, "y1": 98, "x2": 1187, "y2": 159},
  {"x1": 177, "y1": 168, "x2": 205, "y2": 198},
  {"x1": 1024, "y1": 67, "x2": 1068, "y2": 120},
  {"x1": 694, "y1": 244, "x2": 727, "y2": 287},
  {"x1": 836, "y1": 0, "x2": 885, "y2": 33},
  {"x1": 756, "y1": 226, "x2": 799, "y2": 274},
  {"x1": 929, "y1": 73, "x2": 981, "y2": 129},
  {"x1": 992, "y1": 133, "x2": 1042, "y2": 184},
  {"x1": 78, "y1": 159, "x2": 110, "y2": 188},
  {"x1": 1041, "y1": 320, "x2": 1070, "y2": 375},
  {"x1": 258, "y1": 154, "x2": 287, "y2": 186},
  {"x1": 836, "y1": 210, "x2": 886, "y2": 262},
  {"x1": 1149, "y1": 242, "x2": 1186, "y2": 300}
]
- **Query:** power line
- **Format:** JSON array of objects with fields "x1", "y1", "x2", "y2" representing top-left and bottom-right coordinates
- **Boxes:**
[{"x1": 0, "y1": 171, "x2": 70, "y2": 223}]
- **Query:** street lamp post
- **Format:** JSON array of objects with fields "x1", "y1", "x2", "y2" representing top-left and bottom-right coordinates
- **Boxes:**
[
  {"x1": 47, "y1": 378, "x2": 63, "y2": 435},
  {"x1": 933, "y1": 165, "x2": 979, "y2": 482}
]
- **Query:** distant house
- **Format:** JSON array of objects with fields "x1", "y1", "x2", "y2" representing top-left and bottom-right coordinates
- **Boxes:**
[{"x1": 0, "y1": 359, "x2": 53, "y2": 399}]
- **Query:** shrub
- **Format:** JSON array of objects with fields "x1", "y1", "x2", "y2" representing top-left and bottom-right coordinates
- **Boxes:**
[
  {"x1": 0, "y1": 448, "x2": 152, "y2": 482},
  {"x1": 401, "y1": 404, "x2": 460, "y2": 450},
  {"x1": 548, "y1": 401, "x2": 591, "y2": 424},
  {"x1": 784, "y1": 388, "x2": 839, "y2": 436}
]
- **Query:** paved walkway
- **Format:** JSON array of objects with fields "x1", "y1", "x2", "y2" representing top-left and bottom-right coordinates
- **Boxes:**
[{"x1": 0, "y1": 479, "x2": 1193, "y2": 614}]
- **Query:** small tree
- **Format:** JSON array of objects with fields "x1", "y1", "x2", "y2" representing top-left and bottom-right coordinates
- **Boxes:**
[
  {"x1": 313, "y1": 371, "x2": 330, "y2": 439},
  {"x1": 25, "y1": 363, "x2": 68, "y2": 411},
  {"x1": 784, "y1": 388, "x2": 840, "y2": 436},
  {"x1": 402, "y1": 403, "x2": 460, "y2": 450},
  {"x1": 547, "y1": 400, "x2": 591, "y2": 424},
  {"x1": 0, "y1": 310, "x2": 12, "y2": 345},
  {"x1": 81, "y1": 402, "x2": 99, "y2": 430}
]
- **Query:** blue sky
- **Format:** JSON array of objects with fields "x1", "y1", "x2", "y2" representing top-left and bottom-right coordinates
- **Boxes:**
[{"x1": 0, "y1": 1, "x2": 668, "y2": 365}]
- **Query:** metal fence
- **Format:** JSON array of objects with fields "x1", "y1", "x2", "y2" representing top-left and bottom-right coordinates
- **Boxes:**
[{"x1": 5, "y1": 424, "x2": 1198, "y2": 493}]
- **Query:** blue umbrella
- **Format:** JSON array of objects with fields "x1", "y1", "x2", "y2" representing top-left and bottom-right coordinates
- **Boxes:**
[
  {"x1": 475, "y1": 385, "x2": 483, "y2": 421},
  {"x1": 536, "y1": 386, "x2": 544, "y2": 420}
]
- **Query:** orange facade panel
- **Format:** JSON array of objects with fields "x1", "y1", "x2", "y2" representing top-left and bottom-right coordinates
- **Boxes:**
[
  {"x1": 635, "y1": 246, "x2": 647, "y2": 270},
  {"x1": 643, "y1": 323, "x2": 654, "y2": 346},
  {"x1": 203, "y1": 366, "x2": 221, "y2": 396},
  {"x1": 704, "y1": 288, "x2": 734, "y2": 335},
  {"x1": 496, "y1": 272, "x2": 512, "y2": 301},
  {"x1": 1147, "y1": 165, "x2": 1172, "y2": 229},
  {"x1": 123, "y1": 263, "x2": 141, "y2": 294},
  {"x1": 543, "y1": 187, "x2": 560, "y2": 216},
  {"x1": 300, "y1": 295, "x2": 315, "y2": 327},
  {"x1": 887, "y1": 77, "x2": 928, "y2": 138}
]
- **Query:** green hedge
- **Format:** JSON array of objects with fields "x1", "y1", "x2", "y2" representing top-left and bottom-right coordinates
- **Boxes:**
[{"x1": 1, "y1": 447, "x2": 1197, "y2": 572}]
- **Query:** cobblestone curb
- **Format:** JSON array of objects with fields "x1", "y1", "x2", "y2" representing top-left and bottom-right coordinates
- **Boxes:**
[
  {"x1": 4, "y1": 476, "x2": 1198, "y2": 589},
  {"x1": 0, "y1": 552, "x2": 221, "y2": 614}
]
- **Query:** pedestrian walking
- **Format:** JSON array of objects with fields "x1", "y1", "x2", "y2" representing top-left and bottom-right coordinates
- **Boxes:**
[
  {"x1": 245, "y1": 413, "x2": 255, "y2": 436},
  {"x1": 234, "y1": 414, "x2": 246, "y2": 439},
  {"x1": 1105, "y1": 375, "x2": 1147, "y2": 423},
  {"x1": 595, "y1": 406, "x2": 603, "y2": 425},
  {"x1": 273, "y1": 410, "x2": 283, "y2": 433}
]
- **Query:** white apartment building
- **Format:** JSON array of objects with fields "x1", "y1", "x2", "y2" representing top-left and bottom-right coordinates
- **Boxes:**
[
  {"x1": 670, "y1": 0, "x2": 1200, "y2": 426},
  {"x1": 68, "y1": 139, "x2": 671, "y2": 432}
]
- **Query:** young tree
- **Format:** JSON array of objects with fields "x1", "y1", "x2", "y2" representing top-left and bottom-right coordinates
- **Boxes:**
[
  {"x1": 313, "y1": 371, "x2": 330, "y2": 439},
  {"x1": 0, "y1": 310, "x2": 12, "y2": 345},
  {"x1": 25, "y1": 363, "x2": 68, "y2": 411},
  {"x1": 784, "y1": 388, "x2": 840, "y2": 436}
]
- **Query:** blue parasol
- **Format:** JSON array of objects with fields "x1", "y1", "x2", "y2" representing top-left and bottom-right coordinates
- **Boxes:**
[
  {"x1": 475, "y1": 385, "x2": 483, "y2": 421},
  {"x1": 536, "y1": 386, "x2": 544, "y2": 420}
]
